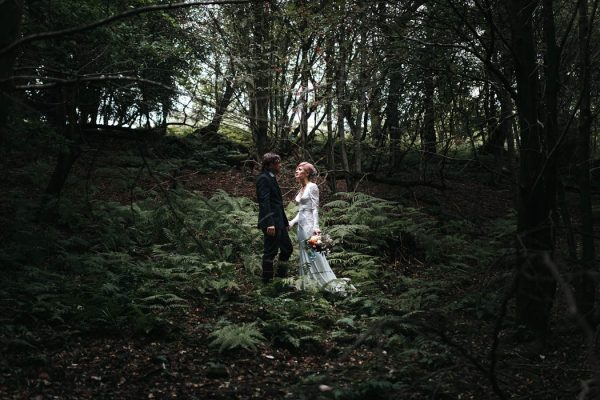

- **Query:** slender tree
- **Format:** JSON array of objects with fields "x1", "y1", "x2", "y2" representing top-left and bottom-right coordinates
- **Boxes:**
[
  {"x1": 506, "y1": 0, "x2": 556, "y2": 341},
  {"x1": 573, "y1": 0, "x2": 596, "y2": 321},
  {"x1": 0, "y1": 0, "x2": 24, "y2": 144},
  {"x1": 249, "y1": 1, "x2": 271, "y2": 157}
]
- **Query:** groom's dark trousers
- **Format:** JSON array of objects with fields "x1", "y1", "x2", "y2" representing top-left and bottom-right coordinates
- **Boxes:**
[{"x1": 256, "y1": 170, "x2": 293, "y2": 283}]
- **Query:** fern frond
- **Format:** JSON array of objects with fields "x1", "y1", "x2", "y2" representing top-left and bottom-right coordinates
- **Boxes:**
[
  {"x1": 323, "y1": 199, "x2": 350, "y2": 208},
  {"x1": 136, "y1": 293, "x2": 189, "y2": 310},
  {"x1": 208, "y1": 322, "x2": 265, "y2": 352}
]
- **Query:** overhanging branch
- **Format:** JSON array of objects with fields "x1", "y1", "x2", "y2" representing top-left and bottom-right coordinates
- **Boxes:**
[
  {"x1": 2, "y1": 74, "x2": 183, "y2": 94},
  {"x1": 0, "y1": 0, "x2": 258, "y2": 56}
]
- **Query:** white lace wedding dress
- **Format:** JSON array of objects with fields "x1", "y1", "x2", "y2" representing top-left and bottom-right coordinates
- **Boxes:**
[{"x1": 289, "y1": 182, "x2": 355, "y2": 294}]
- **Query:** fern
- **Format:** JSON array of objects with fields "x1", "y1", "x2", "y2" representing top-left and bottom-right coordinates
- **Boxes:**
[
  {"x1": 135, "y1": 293, "x2": 188, "y2": 313},
  {"x1": 326, "y1": 224, "x2": 371, "y2": 242},
  {"x1": 343, "y1": 296, "x2": 381, "y2": 315},
  {"x1": 208, "y1": 322, "x2": 265, "y2": 352},
  {"x1": 262, "y1": 319, "x2": 319, "y2": 349},
  {"x1": 323, "y1": 199, "x2": 350, "y2": 208}
]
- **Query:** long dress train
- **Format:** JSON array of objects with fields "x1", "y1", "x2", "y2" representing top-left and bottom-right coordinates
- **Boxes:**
[{"x1": 289, "y1": 182, "x2": 355, "y2": 294}]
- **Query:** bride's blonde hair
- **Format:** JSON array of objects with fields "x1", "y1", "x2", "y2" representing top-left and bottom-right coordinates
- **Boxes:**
[{"x1": 297, "y1": 162, "x2": 317, "y2": 179}]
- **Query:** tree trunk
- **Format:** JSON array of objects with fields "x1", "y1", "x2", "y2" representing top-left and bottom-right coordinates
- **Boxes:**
[
  {"x1": 573, "y1": 0, "x2": 596, "y2": 321},
  {"x1": 325, "y1": 39, "x2": 337, "y2": 193},
  {"x1": 506, "y1": 0, "x2": 556, "y2": 341},
  {"x1": 79, "y1": 87, "x2": 102, "y2": 125},
  {"x1": 481, "y1": 74, "x2": 507, "y2": 178},
  {"x1": 496, "y1": 50, "x2": 519, "y2": 208},
  {"x1": 45, "y1": 86, "x2": 81, "y2": 199},
  {"x1": 481, "y1": 77, "x2": 499, "y2": 157},
  {"x1": 197, "y1": 78, "x2": 235, "y2": 135},
  {"x1": 422, "y1": 71, "x2": 436, "y2": 157},
  {"x1": 542, "y1": 0, "x2": 560, "y2": 237},
  {"x1": 500, "y1": 84, "x2": 518, "y2": 207},
  {"x1": 350, "y1": 30, "x2": 368, "y2": 181},
  {"x1": 386, "y1": 72, "x2": 402, "y2": 168},
  {"x1": 0, "y1": 0, "x2": 24, "y2": 145},
  {"x1": 299, "y1": 43, "x2": 309, "y2": 159},
  {"x1": 336, "y1": 34, "x2": 352, "y2": 191},
  {"x1": 250, "y1": 2, "x2": 270, "y2": 158},
  {"x1": 297, "y1": 1, "x2": 312, "y2": 159}
]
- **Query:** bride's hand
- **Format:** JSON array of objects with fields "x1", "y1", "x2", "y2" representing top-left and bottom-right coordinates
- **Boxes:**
[{"x1": 314, "y1": 228, "x2": 321, "y2": 235}]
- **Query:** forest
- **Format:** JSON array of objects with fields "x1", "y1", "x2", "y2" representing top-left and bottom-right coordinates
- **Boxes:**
[{"x1": 1, "y1": 0, "x2": 599, "y2": 398}]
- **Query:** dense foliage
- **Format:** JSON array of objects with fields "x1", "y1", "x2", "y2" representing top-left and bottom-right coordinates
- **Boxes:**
[
  {"x1": 0, "y1": 0, "x2": 599, "y2": 398},
  {"x1": 0, "y1": 125, "x2": 530, "y2": 398}
]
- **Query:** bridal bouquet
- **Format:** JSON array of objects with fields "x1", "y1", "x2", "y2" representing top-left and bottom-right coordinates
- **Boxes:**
[{"x1": 304, "y1": 233, "x2": 334, "y2": 255}]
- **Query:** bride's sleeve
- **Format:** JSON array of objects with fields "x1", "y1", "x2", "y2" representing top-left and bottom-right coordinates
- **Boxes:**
[
  {"x1": 289, "y1": 209, "x2": 299, "y2": 228},
  {"x1": 309, "y1": 184, "x2": 320, "y2": 232},
  {"x1": 289, "y1": 192, "x2": 299, "y2": 228}
]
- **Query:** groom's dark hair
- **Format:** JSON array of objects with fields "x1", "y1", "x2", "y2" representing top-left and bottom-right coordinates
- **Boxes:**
[{"x1": 262, "y1": 152, "x2": 281, "y2": 170}]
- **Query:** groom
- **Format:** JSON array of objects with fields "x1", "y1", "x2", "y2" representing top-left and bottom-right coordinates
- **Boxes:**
[{"x1": 256, "y1": 152, "x2": 293, "y2": 283}]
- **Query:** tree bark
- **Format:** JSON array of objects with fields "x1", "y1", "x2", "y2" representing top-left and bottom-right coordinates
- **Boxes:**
[
  {"x1": 421, "y1": 70, "x2": 436, "y2": 157},
  {"x1": 542, "y1": 0, "x2": 560, "y2": 235},
  {"x1": 197, "y1": 78, "x2": 235, "y2": 135},
  {"x1": 325, "y1": 39, "x2": 337, "y2": 193},
  {"x1": 573, "y1": 0, "x2": 596, "y2": 321},
  {"x1": 336, "y1": 33, "x2": 352, "y2": 191},
  {"x1": 250, "y1": 2, "x2": 270, "y2": 158},
  {"x1": 350, "y1": 29, "x2": 368, "y2": 180},
  {"x1": 386, "y1": 72, "x2": 402, "y2": 168},
  {"x1": 44, "y1": 86, "x2": 81, "y2": 199},
  {"x1": 299, "y1": 41, "x2": 310, "y2": 159},
  {"x1": 0, "y1": 0, "x2": 24, "y2": 145},
  {"x1": 506, "y1": 0, "x2": 556, "y2": 341}
]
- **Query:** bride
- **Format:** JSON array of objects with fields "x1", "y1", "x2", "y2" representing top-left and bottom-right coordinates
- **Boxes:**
[{"x1": 288, "y1": 162, "x2": 355, "y2": 294}]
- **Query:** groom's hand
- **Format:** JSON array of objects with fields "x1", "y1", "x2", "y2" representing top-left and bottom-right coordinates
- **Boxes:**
[{"x1": 266, "y1": 226, "x2": 276, "y2": 236}]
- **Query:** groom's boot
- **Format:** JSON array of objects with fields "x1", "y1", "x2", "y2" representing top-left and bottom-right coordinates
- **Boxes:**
[
  {"x1": 262, "y1": 260, "x2": 274, "y2": 284},
  {"x1": 275, "y1": 259, "x2": 289, "y2": 279}
]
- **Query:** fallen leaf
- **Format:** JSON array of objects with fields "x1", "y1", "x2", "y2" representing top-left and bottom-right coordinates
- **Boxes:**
[{"x1": 319, "y1": 384, "x2": 333, "y2": 392}]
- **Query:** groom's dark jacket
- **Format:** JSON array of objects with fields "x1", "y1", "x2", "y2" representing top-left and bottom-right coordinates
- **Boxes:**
[{"x1": 256, "y1": 170, "x2": 289, "y2": 230}]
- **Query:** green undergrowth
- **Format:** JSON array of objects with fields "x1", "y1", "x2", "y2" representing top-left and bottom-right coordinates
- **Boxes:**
[
  {"x1": 0, "y1": 128, "x2": 515, "y2": 397},
  {"x1": 2, "y1": 184, "x2": 513, "y2": 394},
  {"x1": 2, "y1": 187, "x2": 506, "y2": 315}
]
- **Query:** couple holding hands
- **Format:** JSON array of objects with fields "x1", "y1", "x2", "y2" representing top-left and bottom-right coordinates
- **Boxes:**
[{"x1": 256, "y1": 152, "x2": 354, "y2": 294}]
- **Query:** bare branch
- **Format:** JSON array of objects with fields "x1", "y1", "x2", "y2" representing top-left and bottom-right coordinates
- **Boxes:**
[
  {"x1": 0, "y1": 0, "x2": 258, "y2": 56},
  {"x1": 399, "y1": 34, "x2": 517, "y2": 100},
  {"x1": 3, "y1": 74, "x2": 183, "y2": 94}
]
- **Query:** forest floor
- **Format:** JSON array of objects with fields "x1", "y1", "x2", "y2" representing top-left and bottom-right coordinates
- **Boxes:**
[{"x1": 0, "y1": 132, "x2": 596, "y2": 400}]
